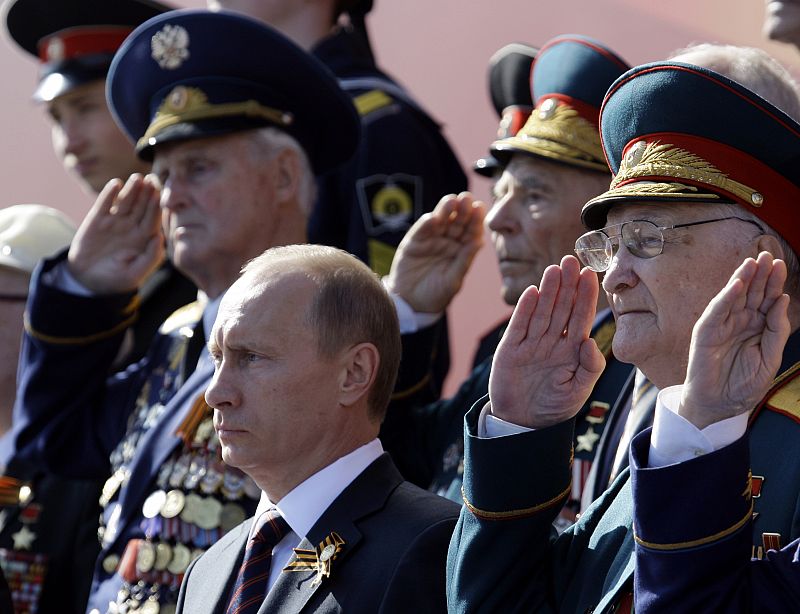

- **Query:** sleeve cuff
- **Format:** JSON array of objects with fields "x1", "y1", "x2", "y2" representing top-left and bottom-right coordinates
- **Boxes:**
[
  {"x1": 650, "y1": 385, "x2": 749, "y2": 468},
  {"x1": 479, "y1": 405, "x2": 535, "y2": 438},
  {"x1": 383, "y1": 280, "x2": 442, "y2": 334},
  {"x1": 41, "y1": 260, "x2": 94, "y2": 297}
]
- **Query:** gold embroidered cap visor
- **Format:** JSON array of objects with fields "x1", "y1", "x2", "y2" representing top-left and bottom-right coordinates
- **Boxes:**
[
  {"x1": 491, "y1": 96, "x2": 609, "y2": 173},
  {"x1": 581, "y1": 62, "x2": 800, "y2": 259},
  {"x1": 107, "y1": 10, "x2": 360, "y2": 174}
]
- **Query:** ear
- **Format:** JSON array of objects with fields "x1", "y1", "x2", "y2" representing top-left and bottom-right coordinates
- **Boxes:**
[
  {"x1": 756, "y1": 234, "x2": 785, "y2": 261},
  {"x1": 272, "y1": 147, "x2": 302, "y2": 207},
  {"x1": 337, "y1": 342, "x2": 380, "y2": 408}
]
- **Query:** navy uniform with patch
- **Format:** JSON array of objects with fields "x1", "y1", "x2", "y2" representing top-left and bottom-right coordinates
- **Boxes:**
[
  {"x1": 4, "y1": 0, "x2": 197, "y2": 368},
  {"x1": 309, "y1": 3, "x2": 467, "y2": 277},
  {"x1": 447, "y1": 62, "x2": 800, "y2": 613},
  {"x1": 11, "y1": 11, "x2": 361, "y2": 613},
  {"x1": 381, "y1": 37, "x2": 634, "y2": 527}
]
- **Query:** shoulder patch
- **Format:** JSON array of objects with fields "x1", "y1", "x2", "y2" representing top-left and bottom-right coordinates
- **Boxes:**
[
  {"x1": 353, "y1": 89, "x2": 393, "y2": 117},
  {"x1": 764, "y1": 363, "x2": 800, "y2": 424},
  {"x1": 159, "y1": 299, "x2": 204, "y2": 336}
]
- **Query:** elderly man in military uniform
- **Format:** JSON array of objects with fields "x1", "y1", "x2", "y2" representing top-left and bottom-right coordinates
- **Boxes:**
[
  {"x1": 447, "y1": 59, "x2": 800, "y2": 613},
  {"x1": 11, "y1": 10, "x2": 360, "y2": 613},
  {"x1": 4, "y1": 0, "x2": 196, "y2": 368},
  {"x1": 380, "y1": 36, "x2": 635, "y2": 528}
]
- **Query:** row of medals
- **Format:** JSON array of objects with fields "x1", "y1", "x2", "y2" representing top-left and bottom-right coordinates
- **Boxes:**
[{"x1": 102, "y1": 413, "x2": 260, "y2": 613}]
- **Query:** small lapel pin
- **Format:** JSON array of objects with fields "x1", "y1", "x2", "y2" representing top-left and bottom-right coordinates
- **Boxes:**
[{"x1": 283, "y1": 532, "x2": 345, "y2": 587}]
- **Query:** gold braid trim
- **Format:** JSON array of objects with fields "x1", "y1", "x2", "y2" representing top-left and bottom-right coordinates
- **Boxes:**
[
  {"x1": 24, "y1": 310, "x2": 139, "y2": 346},
  {"x1": 462, "y1": 482, "x2": 572, "y2": 521},
  {"x1": 612, "y1": 141, "x2": 761, "y2": 206},
  {"x1": 634, "y1": 500, "x2": 753, "y2": 551},
  {"x1": 138, "y1": 86, "x2": 291, "y2": 149},
  {"x1": 495, "y1": 102, "x2": 606, "y2": 170}
]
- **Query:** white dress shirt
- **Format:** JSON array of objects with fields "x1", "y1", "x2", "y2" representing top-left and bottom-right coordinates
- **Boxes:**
[
  {"x1": 479, "y1": 384, "x2": 748, "y2": 468},
  {"x1": 250, "y1": 438, "x2": 384, "y2": 591}
]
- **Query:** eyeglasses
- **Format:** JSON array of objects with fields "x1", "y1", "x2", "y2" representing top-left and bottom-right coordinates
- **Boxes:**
[{"x1": 574, "y1": 217, "x2": 764, "y2": 272}]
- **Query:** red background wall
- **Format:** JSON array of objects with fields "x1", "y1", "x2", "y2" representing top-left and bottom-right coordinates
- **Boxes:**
[{"x1": 2, "y1": 0, "x2": 797, "y2": 393}]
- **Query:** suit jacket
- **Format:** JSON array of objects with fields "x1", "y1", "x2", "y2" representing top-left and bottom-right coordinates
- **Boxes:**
[
  {"x1": 176, "y1": 454, "x2": 460, "y2": 613},
  {"x1": 447, "y1": 330, "x2": 800, "y2": 613},
  {"x1": 631, "y1": 429, "x2": 800, "y2": 613}
]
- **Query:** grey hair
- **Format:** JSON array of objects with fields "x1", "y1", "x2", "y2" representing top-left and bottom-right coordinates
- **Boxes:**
[
  {"x1": 710, "y1": 201, "x2": 800, "y2": 297},
  {"x1": 669, "y1": 43, "x2": 800, "y2": 120},
  {"x1": 246, "y1": 127, "x2": 318, "y2": 216}
]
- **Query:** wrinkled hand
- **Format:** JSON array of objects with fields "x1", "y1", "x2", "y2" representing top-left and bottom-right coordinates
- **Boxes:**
[
  {"x1": 68, "y1": 174, "x2": 165, "y2": 294},
  {"x1": 489, "y1": 255, "x2": 606, "y2": 428},
  {"x1": 679, "y1": 252, "x2": 791, "y2": 429},
  {"x1": 384, "y1": 192, "x2": 486, "y2": 313}
]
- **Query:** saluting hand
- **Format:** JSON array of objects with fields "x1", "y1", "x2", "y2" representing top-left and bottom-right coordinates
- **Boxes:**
[
  {"x1": 68, "y1": 174, "x2": 165, "y2": 294},
  {"x1": 679, "y1": 251, "x2": 791, "y2": 429},
  {"x1": 489, "y1": 255, "x2": 606, "y2": 428},
  {"x1": 384, "y1": 192, "x2": 486, "y2": 314}
]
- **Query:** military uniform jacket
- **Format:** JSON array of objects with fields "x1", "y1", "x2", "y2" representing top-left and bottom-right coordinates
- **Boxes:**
[
  {"x1": 310, "y1": 27, "x2": 468, "y2": 277},
  {"x1": 382, "y1": 309, "x2": 632, "y2": 515},
  {"x1": 631, "y1": 430, "x2": 800, "y2": 613},
  {"x1": 176, "y1": 454, "x2": 460, "y2": 613},
  {"x1": 446, "y1": 329, "x2": 800, "y2": 613},
  {"x1": 11, "y1": 255, "x2": 259, "y2": 612}
]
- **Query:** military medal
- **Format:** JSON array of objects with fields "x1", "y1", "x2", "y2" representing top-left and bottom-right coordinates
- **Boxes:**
[
  {"x1": 180, "y1": 493, "x2": 202, "y2": 525},
  {"x1": 161, "y1": 490, "x2": 185, "y2": 519},
  {"x1": 154, "y1": 542, "x2": 172, "y2": 571},
  {"x1": 136, "y1": 541, "x2": 157, "y2": 574},
  {"x1": 194, "y1": 497, "x2": 222, "y2": 530},
  {"x1": 143, "y1": 490, "x2": 168, "y2": 519},
  {"x1": 199, "y1": 460, "x2": 224, "y2": 494},
  {"x1": 167, "y1": 543, "x2": 191, "y2": 575},
  {"x1": 284, "y1": 532, "x2": 345, "y2": 587},
  {"x1": 220, "y1": 502, "x2": 246, "y2": 532}
]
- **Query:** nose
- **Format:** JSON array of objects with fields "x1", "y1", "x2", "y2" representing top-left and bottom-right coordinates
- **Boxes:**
[
  {"x1": 601, "y1": 239, "x2": 640, "y2": 295},
  {"x1": 485, "y1": 193, "x2": 519, "y2": 235},
  {"x1": 204, "y1": 360, "x2": 240, "y2": 410},
  {"x1": 159, "y1": 176, "x2": 189, "y2": 213},
  {"x1": 54, "y1": 116, "x2": 87, "y2": 159}
]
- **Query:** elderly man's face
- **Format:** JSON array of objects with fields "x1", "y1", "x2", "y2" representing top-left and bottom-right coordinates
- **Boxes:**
[
  {"x1": 601, "y1": 202, "x2": 761, "y2": 386},
  {"x1": 46, "y1": 81, "x2": 149, "y2": 195},
  {"x1": 487, "y1": 155, "x2": 609, "y2": 306},
  {"x1": 764, "y1": 0, "x2": 800, "y2": 45},
  {"x1": 206, "y1": 270, "x2": 343, "y2": 485},
  {"x1": 154, "y1": 132, "x2": 285, "y2": 295}
]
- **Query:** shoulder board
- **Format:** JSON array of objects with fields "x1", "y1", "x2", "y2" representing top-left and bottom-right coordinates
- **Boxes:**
[
  {"x1": 159, "y1": 300, "x2": 204, "y2": 336},
  {"x1": 763, "y1": 361, "x2": 800, "y2": 424},
  {"x1": 591, "y1": 318, "x2": 616, "y2": 359},
  {"x1": 353, "y1": 89, "x2": 394, "y2": 117}
]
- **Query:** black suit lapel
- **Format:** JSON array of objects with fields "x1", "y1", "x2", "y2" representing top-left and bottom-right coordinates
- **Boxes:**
[{"x1": 259, "y1": 454, "x2": 402, "y2": 613}]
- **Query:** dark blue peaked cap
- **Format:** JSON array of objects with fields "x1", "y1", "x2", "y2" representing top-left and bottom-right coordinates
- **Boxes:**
[
  {"x1": 107, "y1": 9, "x2": 360, "y2": 174},
  {"x1": 582, "y1": 61, "x2": 800, "y2": 256},
  {"x1": 492, "y1": 34, "x2": 629, "y2": 172},
  {"x1": 473, "y1": 42, "x2": 538, "y2": 178},
  {"x1": 4, "y1": 0, "x2": 169, "y2": 101}
]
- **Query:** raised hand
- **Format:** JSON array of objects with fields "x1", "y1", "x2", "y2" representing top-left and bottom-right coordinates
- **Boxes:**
[
  {"x1": 489, "y1": 255, "x2": 606, "y2": 428},
  {"x1": 384, "y1": 192, "x2": 486, "y2": 313},
  {"x1": 68, "y1": 174, "x2": 165, "y2": 294},
  {"x1": 679, "y1": 251, "x2": 791, "y2": 429}
]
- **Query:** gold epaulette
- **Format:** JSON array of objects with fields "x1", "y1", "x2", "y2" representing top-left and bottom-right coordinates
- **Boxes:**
[
  {"x1": 159, "y1": 299, "x2": 204, "y2": 335},
  {"x1": 353, "y1": 89, "x2": 393, "y2": 117},
  {"x1": 591, "y1": 318, "x2": 616, "y2": 359},
  {"x1": 763, "y1": 361, "x2": 800, "y2": 424}
]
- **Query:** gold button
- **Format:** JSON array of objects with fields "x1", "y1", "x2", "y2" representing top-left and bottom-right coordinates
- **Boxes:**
[
  {"x1": 751, "y1": 192, "x2": 764, "y2": 206},
  {"x1": 538, "y1": 98, "x2": 557, "y2": 120}
]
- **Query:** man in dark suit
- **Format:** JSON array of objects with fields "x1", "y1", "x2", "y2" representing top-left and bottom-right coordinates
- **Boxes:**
[
  {"x1": 11, "y1": 10, "x2": 363, "y2": 612},
  {"x1": 177, "y1": 244, "x2": 459, "y2": 613}
]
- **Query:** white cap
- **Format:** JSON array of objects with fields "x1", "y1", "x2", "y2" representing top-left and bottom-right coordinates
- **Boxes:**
[{"x1": 0, "y1": 204, "x2": 76, "y2": 274}]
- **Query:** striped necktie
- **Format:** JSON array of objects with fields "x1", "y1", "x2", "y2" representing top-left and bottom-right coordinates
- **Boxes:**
[{"x1": 226, "y1": 509, "x2": 291, "y2": 614}]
